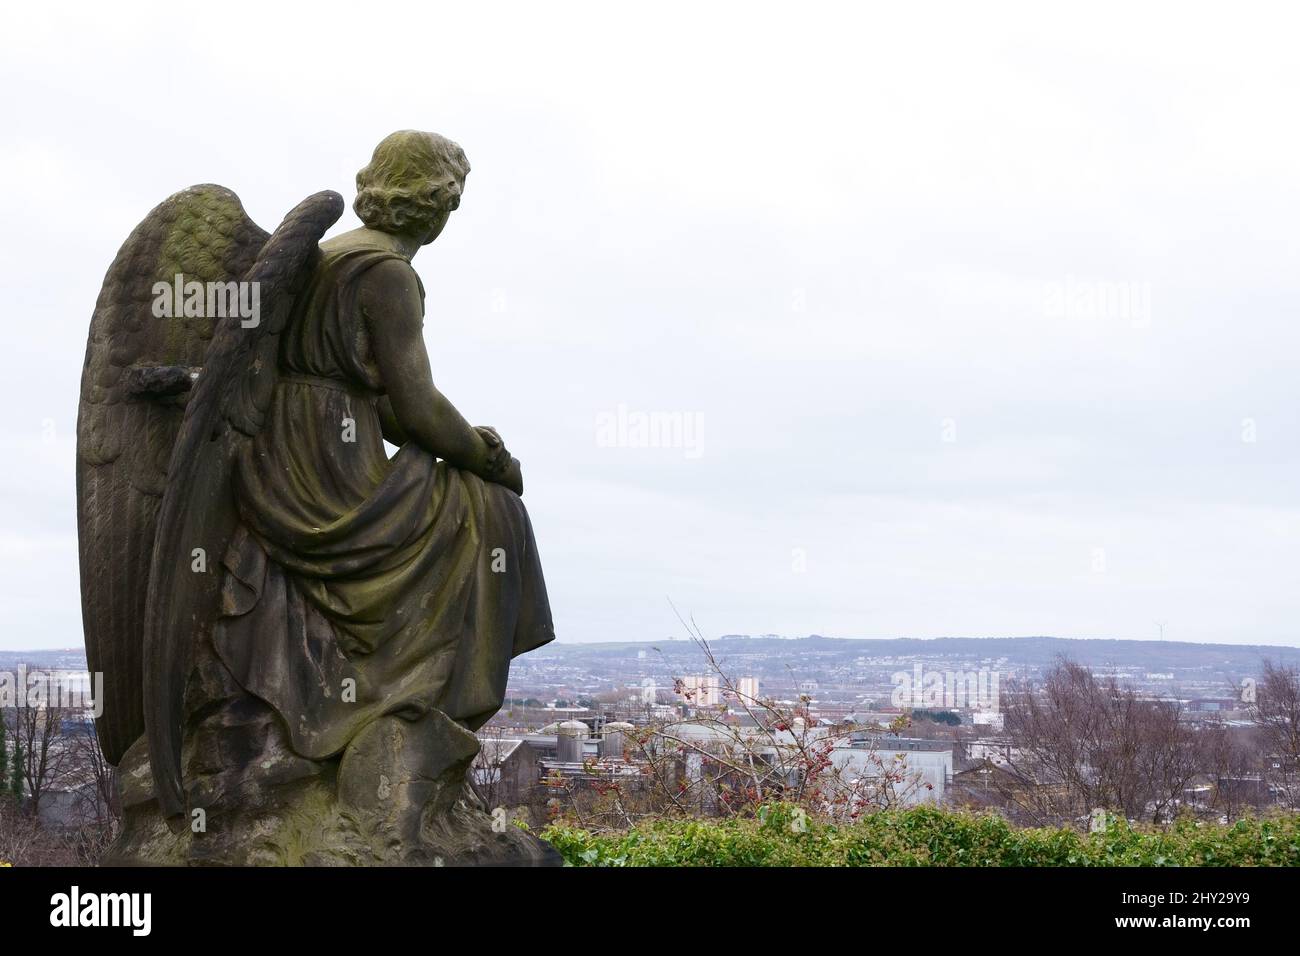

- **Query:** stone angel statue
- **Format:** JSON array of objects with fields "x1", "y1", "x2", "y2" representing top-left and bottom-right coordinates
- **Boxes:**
[{"x1": 76, "y1": 131, "x2": 557, "y2": 865}]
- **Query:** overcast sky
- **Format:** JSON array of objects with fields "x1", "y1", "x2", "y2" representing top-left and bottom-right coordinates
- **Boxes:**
[{"x1": 2, "y1": 1, "x2": 1298, "y2": 650}]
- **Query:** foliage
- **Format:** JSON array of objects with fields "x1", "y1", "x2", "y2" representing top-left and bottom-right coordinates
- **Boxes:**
[{"x1": 542, "y1": 803, "x2": 1300, "y2": 867}]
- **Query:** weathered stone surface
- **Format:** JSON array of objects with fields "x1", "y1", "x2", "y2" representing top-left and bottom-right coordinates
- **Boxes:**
[{"x1": 105, "y1": 709, "x2": 559, "y2": 867}]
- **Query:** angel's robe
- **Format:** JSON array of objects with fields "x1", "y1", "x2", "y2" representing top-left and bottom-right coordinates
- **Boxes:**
[{"x1": 211, "y1": 237, "x2": 554, "y2": 760}]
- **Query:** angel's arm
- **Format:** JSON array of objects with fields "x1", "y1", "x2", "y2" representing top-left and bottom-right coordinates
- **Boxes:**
[
  {"x1": 376, "y1": 396, "x2": 410, "y2": 446},
  {"x1": 360, "y1": 259, "x2": 493, "y2": 473}
]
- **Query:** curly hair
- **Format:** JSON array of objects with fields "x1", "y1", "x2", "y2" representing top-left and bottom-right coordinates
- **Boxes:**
[{"x1": 354, "y1": 130, "x2": 471, "y2": 236}]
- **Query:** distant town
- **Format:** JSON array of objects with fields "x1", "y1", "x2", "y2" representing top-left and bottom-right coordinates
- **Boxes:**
[
  {"x1": 499, "y1": 634, "x2": 1298, "y2": 722},
  {"x1": 7, "y1": 633, "x2": 1298, "y2": 850},
  {"x1": 12, "y1": 633, "x2": 1294, "y2": 729}
]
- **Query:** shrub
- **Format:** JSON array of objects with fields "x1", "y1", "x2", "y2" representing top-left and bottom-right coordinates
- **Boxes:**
[{"x1": 541, "y1": 804, "x2": 1300, "y2": 867}]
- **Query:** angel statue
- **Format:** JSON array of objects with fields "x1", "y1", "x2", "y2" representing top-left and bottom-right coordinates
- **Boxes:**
[{"x1": 77, "y1": 131, "x2": 558, "y2": 865}]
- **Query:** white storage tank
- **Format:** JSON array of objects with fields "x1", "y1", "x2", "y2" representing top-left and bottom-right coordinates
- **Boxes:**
[
  {"x1": 556, "y1": 719, "x2": 589, "y2": 763},
  {"x1": 600, "y1": 721, "x2": 635, "y2": 759}
]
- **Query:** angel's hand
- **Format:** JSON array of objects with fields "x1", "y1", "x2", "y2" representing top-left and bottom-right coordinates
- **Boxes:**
[
  {"x1": 498, "y1": 457, "x2": 524, "y2": 497},
  {"x1": 475, "y1": 425, "x2": 511, "y2": 478}
]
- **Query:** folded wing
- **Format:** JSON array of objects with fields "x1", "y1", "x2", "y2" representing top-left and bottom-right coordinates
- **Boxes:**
[
  {"x1": 76, "y1": 185, "x2": 269, "y2": 764},
  {"x1": 141, "y1": 190, "x2": 344, "y2": 818}
]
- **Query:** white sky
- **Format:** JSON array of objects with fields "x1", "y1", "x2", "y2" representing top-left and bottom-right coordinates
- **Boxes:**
[{"x1": 2, "y1": 1, "x2": 1299, "y2": 649}]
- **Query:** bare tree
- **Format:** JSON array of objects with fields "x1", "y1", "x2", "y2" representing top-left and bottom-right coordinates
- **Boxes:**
[
  {"x1": 64, "y1": 721, "x2": 120, "y2": 861},
  {"x1": 1250, "y1": 660, "x2": 1300, "y2": 809},
  {"x1": 11, "y1": 672, "x2": 75, "y2": 818},
  {"x1": 1137, "y1": 698, "x2": 1201, "y2": 824},
  {"x1": 1000, "y1": 661, "x2": 1109, "y2": 823},
  {"x1": 471, "y1": 727, "x2": 516, "y2": 810},
  {"x1": 542, "y1": 617, "x2": 927, "y2": 832},
  {"x1": 0, "y1": 707, "x2": 119, "y2": 865},
  {"x1": 1200, "y1": 722, "x2": 1264, "y2": 821},
  {"x1": 1002, "y1": 658, "x2": 1213, "y2": 826}
]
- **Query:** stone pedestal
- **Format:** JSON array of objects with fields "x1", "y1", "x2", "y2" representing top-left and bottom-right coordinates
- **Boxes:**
[{"x1": 105, "y1": 707, "x2": 560, "y2": 867}]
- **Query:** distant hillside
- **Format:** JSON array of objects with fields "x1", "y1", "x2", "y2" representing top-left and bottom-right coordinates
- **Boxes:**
[
  {"x1": 7, "y1": 635, "x2": 1299, "y2": 676},
  {"x1": 528, "y1": 634, "x2": 1300, "y2": 672},
  {"x1": 0, "y1": 648, "x2": 90, "y2": 669},
  {"x1": 727, "y1": 635, "x2": 1300, "y2": 668}
]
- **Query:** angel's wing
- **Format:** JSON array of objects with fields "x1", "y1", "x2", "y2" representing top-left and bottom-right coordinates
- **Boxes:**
[
  {"x1": 77, "y1": 186, "x2": 269, "y2": 764},
  {"x1": 142, "y1": 190, "x2": 344, "y2": 818}
]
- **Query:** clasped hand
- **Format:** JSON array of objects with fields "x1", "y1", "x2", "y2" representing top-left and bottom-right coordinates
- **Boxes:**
[{"x1": 474, "y1": 425, "x2": 523, "y2": 496}]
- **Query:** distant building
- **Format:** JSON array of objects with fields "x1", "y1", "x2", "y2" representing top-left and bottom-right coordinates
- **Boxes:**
[
  {"x1": 472, "y1": 736, "x2": 540, "y2": 807},
  {"x1": 676, "y1": 675, "x2": 760, "y2": 710},
  {"x1": 658, "y1": 722, "x2": 952, "y2": 808},
  {"x1": 678, "y1": 675, "x2": 721, "y2": 708},
  {"x1": 830, "y1": 737, "x2": 953, "y2": 806},
  {"x1": 729, "y1": 676, "x2": 760, "y2": 704}
]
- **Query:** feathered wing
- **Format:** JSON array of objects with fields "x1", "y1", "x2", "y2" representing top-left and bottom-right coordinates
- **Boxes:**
[
  {"x1": 142, "y1": 190, "x2": 345, "y2": 818},
  {"x1": 77, "y1": 186, "x2": 269, "y2": 764}
]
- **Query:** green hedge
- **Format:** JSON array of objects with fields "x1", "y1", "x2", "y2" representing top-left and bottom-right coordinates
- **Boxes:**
[{"x1": 541, "y1": 804, "x2": 1300, "y2": 867}]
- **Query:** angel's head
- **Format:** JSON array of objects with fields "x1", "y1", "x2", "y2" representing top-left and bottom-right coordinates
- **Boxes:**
[{"x1": 354, "y1": 130, "x2": 470, "y2": 244}]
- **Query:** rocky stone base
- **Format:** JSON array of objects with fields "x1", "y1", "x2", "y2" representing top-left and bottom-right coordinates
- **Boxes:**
[{"x1": 104, "y1": 708, "x2": 560, "y2": 867}]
